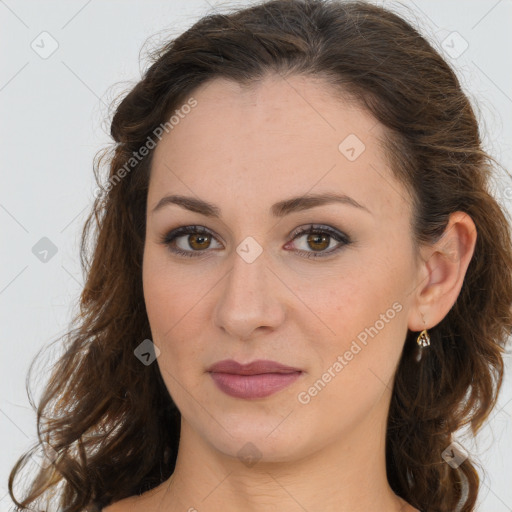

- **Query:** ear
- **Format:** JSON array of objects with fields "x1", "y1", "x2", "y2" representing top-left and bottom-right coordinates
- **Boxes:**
[{"x1": 408, "y1": 211, "x2": 478, "y2": 332}]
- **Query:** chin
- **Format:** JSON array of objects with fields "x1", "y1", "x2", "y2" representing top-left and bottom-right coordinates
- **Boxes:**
[{"x1": 198, "y1": 417, "x2": 311, "y2": 465}]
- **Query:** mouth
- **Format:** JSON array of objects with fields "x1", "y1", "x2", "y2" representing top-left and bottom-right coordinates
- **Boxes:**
[
  {"x1": 207, "y1": 358, "x2": 302, "y2": 375},
  {"x1": 207, "y1": 359, "x2": 303, "y2": 399}
]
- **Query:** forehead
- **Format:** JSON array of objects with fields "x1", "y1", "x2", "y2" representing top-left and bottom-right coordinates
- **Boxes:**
[{"x1": 149, "y1": 75, "x2": 409, "y2": 222}]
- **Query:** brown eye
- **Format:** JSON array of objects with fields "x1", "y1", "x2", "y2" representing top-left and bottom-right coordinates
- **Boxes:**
[
  {"x1": 287, "y1": 225, "x2": 350, "y2": 259},
  {"x1": 187, "y1": 233, "x2": 212, "y2": 250},
  {"x1": 161, "y1": 225, "x2": 222, "y2": 258},
  {"x1": 305, "y1": 232, "x2": 331, "y2": 252}
]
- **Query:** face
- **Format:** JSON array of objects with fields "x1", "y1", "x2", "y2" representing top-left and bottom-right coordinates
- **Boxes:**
[{"x1": 142, "y1": 74, "x2": 420, "y2": 462}]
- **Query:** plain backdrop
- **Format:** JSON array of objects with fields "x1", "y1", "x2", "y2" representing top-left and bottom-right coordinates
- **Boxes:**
[{"x1": 1, "y1": 1, "x2": 511, "y2": 511}]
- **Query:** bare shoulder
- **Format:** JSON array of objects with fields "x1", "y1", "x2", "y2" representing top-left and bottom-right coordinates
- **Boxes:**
[
  {"x1": 101, "y1": 495, "x2": 138, "y2": 512},
  {"x1": 101, "y1": 483, "x2": 169, "y2": 512}
]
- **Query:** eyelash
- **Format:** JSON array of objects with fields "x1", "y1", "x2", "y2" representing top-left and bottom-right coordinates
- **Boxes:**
[{"x1": 159, "y1": 224, "x2": 351, "y2": 259}]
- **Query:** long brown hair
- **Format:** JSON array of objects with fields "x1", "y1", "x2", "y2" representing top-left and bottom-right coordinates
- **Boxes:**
[{"x1": 8, "y1": 1, "x2": 512, "y2": 511}]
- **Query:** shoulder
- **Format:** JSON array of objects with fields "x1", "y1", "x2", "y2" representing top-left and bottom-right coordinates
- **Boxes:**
[
  {"x1": 102, "y1": 495, "x2": 137, "y2": 512},
  {"x1": 101, "y1": 483, "x2": 167, "y2": 512},
  {"x1": 101, "y1": 490, "x2": 161, "y2": 512}
]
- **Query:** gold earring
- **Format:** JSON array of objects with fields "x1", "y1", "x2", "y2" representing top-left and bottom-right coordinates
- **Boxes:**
[
  {"x1": 416, "y1": 329, "x2": 430, "y2": 347},
  {"x1": 416, "y1": 313, "x2": 430, "y2": 347}
]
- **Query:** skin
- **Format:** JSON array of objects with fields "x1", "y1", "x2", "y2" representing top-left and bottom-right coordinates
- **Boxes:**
[{"x1": 105, "y1": 74, "x2": 477, "y2": 512}]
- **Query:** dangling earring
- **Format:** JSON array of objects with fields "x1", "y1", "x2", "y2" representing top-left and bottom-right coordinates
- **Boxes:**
[
  {"x1": 415, "y1": 313, "x2": 430, "y2": 362},
  {"x1": 417, "y1": 329, "x2": 430, "y2": 348}
]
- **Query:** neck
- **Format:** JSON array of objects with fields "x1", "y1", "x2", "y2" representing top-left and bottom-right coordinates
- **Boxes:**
[{"x1": 150, "y1": 394, "x2": 416, "y2": 512}]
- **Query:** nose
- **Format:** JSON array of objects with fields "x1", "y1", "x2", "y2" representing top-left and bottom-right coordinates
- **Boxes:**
[{"x1": 213, "y1": 247, "x2": 286, "y2": 341}]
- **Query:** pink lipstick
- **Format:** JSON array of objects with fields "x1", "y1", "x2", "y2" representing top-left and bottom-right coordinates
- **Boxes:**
[{"x1": 207, "y1": 359, "x2": 303, "y2": 399}]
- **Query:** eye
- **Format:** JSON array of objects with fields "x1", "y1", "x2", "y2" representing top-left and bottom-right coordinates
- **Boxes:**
[
  {"x1": 160, "y1": 225, "x2": 221, "y2": 258},
  {"x1": 159, "y1": 224, "x2": 351, "y2": 259},
  {"x1": 286, "y1": 224, "x2": 350, "y2": 259}
]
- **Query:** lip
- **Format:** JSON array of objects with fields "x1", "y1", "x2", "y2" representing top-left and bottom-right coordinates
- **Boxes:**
[
  {"x1": 207, "y1": 359, "x2": 302, "y2": 375},
  {"x1": 207, "y1": 359, "x2": 303, "y2": 399}
]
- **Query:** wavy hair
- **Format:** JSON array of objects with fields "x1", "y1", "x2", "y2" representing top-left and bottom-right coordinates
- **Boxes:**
[{"x1": 8, "y1": 1, "x2": 512, "y2": 511}]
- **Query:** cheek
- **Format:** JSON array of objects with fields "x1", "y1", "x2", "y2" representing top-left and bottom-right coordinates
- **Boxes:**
[
  {"x1": 142, "y1": 252, "x2": 201, "y2": 371},
  {"x1": 302, "y1": 249, "x2": 409, "y2": 373},
  {"x1": 143, "y1": 263, "x2": 207, "y2": 414},
  {"x1": 294, "y1": 265, "x2": 408, "y2": 437},
  {"x1": 143, "y1": 245, "x2": 200, "y2": 330},
  {"x1": 143, "y1": 256, "x2": 176, "y2": 335}
]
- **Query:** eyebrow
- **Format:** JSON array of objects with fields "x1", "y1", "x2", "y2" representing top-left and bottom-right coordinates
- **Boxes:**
[{"x1": 151, "y1": 192, "x2": 371, "y2": 217}]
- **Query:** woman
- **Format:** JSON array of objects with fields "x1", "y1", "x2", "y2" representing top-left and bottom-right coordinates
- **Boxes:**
[{"x1": 8, "y1": 1, "x2": 512, "y2": 511}]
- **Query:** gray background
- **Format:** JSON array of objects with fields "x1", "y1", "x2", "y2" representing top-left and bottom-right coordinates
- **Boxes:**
[{"x1": 1, "y1": 0, "x2": 511, "y2": 510}]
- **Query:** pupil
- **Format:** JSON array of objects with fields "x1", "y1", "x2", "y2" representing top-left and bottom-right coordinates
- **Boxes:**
[
  {"x1": 308, "y1": 234, "x2": 328, "y2": 251},
  {"x1": 192, "y1": 234, "x2": 209, "y2": 248}
]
